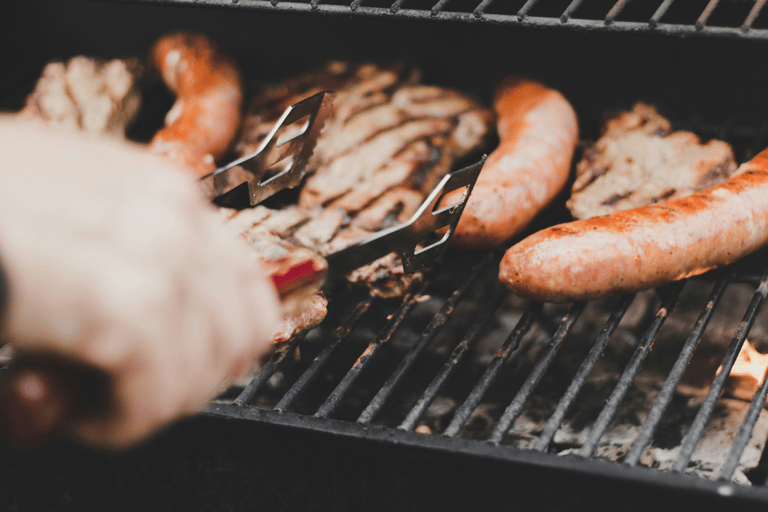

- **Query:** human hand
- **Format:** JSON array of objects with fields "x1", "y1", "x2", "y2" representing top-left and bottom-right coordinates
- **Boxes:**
[{"x1": 0, "y1": 119, "x2": 280, "y2": 447}]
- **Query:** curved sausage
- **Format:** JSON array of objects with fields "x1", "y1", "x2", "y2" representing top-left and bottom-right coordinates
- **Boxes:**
[
  {"x1": 499, "y1": 149, "x2": 768, "y2": 303},
  {"x1": 149, "y1": 33, "x2": 243, "y2": 177},
  {"x1": 440, "y1": 76, "x2": 578, "y2": 249}
]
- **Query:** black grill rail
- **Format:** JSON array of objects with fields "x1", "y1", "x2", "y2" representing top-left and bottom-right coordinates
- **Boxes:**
[{"x1": 123, "y1": 0, "x2": 768, "y2": 40}]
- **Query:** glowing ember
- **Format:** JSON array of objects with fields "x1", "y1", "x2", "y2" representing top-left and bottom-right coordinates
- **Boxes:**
[{"x1": 718, "y1": 340, "x2": 768, "y2": 402}]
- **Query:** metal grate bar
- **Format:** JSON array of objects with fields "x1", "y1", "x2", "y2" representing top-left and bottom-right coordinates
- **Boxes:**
[
  {"x1": 672, "y1": 272, "x2": 768, "y2": 473},
  {"x1": 605, "y1": 0, "x2": 631, "y2": 24},
  {"x1": 234, "y1": 333, "x2": 307, "y2": 406},
  {"x1": 473, "y1": 0, "x2": 494, "y2": 17},
  {"x1": 314, "y1": 286, "x2": 426, "y2": 419},
  {"x1": 578, "y1": 281, "x2": 685, "y2": 457},
  {"x1": 742, "y1": 0, "x2": 768, "y2": 32},
  {"x1": 390, "y1": 0, "x2": 406, "y2": 13},
  {"x1": 719, "y1": 365, "x2": 768, "y2": 481},
  {"x1": 274, "y1": 297, "x2": 373, "y2": 412},
  {"x1": 357, "y1": 254, "x2": 491, "y2": 424},
  {"x1": 489, "y1": 301, "x2": 587, "y2": 445},
  {"x1": 442, "y1": 302, "x2": 542, "y2": 438},
  {"x1": 431, "y1": 0, "x2": 451, "y2": 16},
  {"x1": 111, "y1": 0, "x2": 768, "y2": 40},
  {"x1": 624, "y1": 272, "x2": 731, "y2": 466},
  {"x1": 561, "y1": 0, "x2": 585, "y2": 22},
  {"x1": 649, "y1": 0, "x2": 675, "y2": 27},
  {"x1": 696, "y1": 0, "x2": 722, "y2": 30},
  {"x1": 398, "y1": 285, "x2": 508, "y2": 432},
  {"x1": 533, "y1": 294, "x2": 635, "y2": 452},
  {"x1": 517, "y1": 0, "x2": 542, "y2": 20},
  {"x1": 117, "y1": 1, "x2": 768, "y2": 41}
]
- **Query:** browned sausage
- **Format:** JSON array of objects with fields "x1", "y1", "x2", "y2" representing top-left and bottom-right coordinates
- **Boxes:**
[
  {"x1": 500, "y1": 149, "x2": 768, "y2": 302},
  {"x1": 148, "y1": 33, "x2": 243, "y2": 177},
  {"x1": 440, "y1": 76, "x2": 578, "y2": 249}
]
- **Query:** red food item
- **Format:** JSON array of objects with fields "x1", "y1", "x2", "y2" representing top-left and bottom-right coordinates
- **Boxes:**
[
  {"x1": 440, "y1": 76, "x2": 579, "y2": 249},
  {"x1": 148, "y1": 32, "x2": 243, "y2": 177},
  {"x1": 270, "y1": 259, "x2": 327, "y2": 301},
  {"x1": 500, "y1": 149, "x2": 768, "y2": 303}
]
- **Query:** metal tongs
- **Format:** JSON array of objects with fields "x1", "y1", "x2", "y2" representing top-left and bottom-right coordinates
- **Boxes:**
[
  {"x1": 0, "y1": 91, "x2": 484, "y2": 447},
  {"x1": 200, "y1": 91, "x2": 485, "y2": 289},
  {"x1": 200, "y1": 91, "x2": 337, "y2": 205}
]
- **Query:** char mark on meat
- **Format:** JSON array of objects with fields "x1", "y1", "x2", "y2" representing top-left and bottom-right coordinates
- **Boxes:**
[
  {"x1": 235, "y1": 61, "x2": 493, "y2": 301},
  {"x1": 19, "y1": 56, "x2": 143, "y2": 135},
  {"x1": 568, "y1": 102, "x2": 738, "y2": 219}
]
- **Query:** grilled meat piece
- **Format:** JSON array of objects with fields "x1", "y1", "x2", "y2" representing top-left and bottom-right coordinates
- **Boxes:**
[
  {"x1": 236, "y1": 61, "x2": 492, "y2": 297},
  {"x1": 271, "y1": 293, "x2": 329, "y2": 345},
  {"x1": 219, "y1": 207, "x2": 329, "y2": 341},
  {"x1": 238, "y1": 61, "x2": 407, "y2": 153},
  {"x1": 19, "y1": 56, "x2": 143, "y2": 135},
  {"x1": 567, "y1": 103, "x2": 738, "y2": 220}
]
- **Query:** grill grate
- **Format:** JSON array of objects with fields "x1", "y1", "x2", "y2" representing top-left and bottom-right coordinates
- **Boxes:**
[
  {"x1": 207, "y1": 120, "x2": 768, "y2": 503},
  {"x1": 211, "y1": 254, "x2": 768, "y2": 486},
  {"x1": 624, "y1": 272, "x2": 732, "y2": 466},
  {"x1": 674, "y1": 271, "x2": 768, "y2": 473},
  {"x1": 116, "y1": 0, "x2": 768, "y2": 40}
]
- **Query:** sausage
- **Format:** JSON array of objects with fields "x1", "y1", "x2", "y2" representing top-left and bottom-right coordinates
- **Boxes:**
[
  {"x1": 499, "y1": 149, "x2": 768, "y2": 303},
  {"x1": 440, "y1": 76, "x2": 578, "y2": 249},
  {"x1": 148, "y1": 33, "x2": 243, "y2": 177}
]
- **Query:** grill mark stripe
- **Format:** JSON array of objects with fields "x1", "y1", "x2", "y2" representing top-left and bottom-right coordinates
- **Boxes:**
[
  {"x1": 305, "y1": 117, "x2": 458, "y2": 207},
  {"x1": 318, "y1": 107, "x2": 477, "y2": 167}
]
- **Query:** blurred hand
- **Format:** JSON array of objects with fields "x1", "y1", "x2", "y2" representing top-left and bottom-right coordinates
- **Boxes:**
[{"x1": 0, "y1": 118, "x2": 280, "y2": 447}]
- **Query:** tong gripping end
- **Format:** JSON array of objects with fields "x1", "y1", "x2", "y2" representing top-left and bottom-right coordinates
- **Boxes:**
[
  {"x1": 200, "y1": 91, "x2": 335, "y2": 205},
  {"x1": 399, "y1": 156, "x2": 485, "y2": 273}
]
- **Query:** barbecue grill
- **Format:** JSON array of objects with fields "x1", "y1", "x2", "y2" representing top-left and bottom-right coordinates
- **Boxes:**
[{"x1": 3, "y1": 0, "x2": 768, "y2": 510}]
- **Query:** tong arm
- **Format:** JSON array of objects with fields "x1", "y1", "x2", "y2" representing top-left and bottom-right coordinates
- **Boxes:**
[{"x1": 324, "y1": 156, "x2": 485, "y2": 284}]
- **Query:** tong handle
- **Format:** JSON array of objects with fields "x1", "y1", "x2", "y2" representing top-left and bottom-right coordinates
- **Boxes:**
[
  {"x1": 324, "y1": 157, "x2": 485, "y2": 284},
  {"x1": 0, "y1": 356, "x2": 110, "y2": 448},
  {"x1": 200, "y1": 91, "x2": 335, "y2": 205}
]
